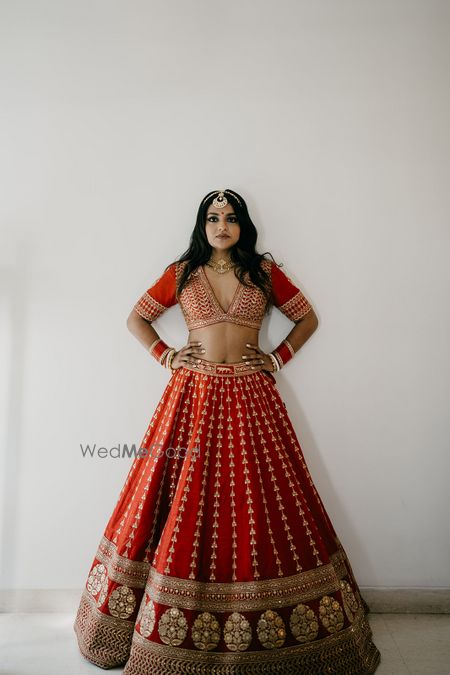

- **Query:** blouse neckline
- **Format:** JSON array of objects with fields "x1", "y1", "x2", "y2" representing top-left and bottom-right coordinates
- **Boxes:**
[{"x1": 199, "y1": 265, "x2": 243, "y2": 316}]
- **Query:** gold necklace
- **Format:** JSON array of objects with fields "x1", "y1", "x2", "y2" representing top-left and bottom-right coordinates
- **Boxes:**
[{"x1": 206, "y1": 258, "x2": 236, "y2": 274}]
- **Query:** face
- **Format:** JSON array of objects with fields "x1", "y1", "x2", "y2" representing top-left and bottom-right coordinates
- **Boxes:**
[{"x1": 205, "y1": 202, "x2": 240, "y2": 254}]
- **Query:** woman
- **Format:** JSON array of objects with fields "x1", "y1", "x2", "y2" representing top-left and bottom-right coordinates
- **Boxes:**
[{"x1": 73, "y1": 189, "x2": 381, "y2": 673}]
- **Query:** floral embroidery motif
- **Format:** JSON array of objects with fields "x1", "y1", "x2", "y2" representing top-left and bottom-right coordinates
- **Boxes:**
[
  {"x1": 223, "y1": 612, "x2": 252, "y2": 651},
  {"x1": 137, "y1": 596, "x2": 156, "y2": 637},
  {"x1": 256, "y1": 609, "x2": 286, "y2": 649},
  {"x1": 108, "y1": 585, "x2": 136, "y2": 619},
  {"x1": 158, "y1": 607, "x2": 188, "y2": 646},
  {"x1": 191, "y1": 612, "x2": 221, "y2": 651},
  {"x1": 289, "y1": 603, "x2": 319, "y2": 643},
  {"x1": 339, "y1": 579, "x2": 360, "y2": 622},
  {"x1": 318, "y1": 595, "x2": 345, "y2": 633},
  {"x1": 86, "y1": 563, "x2": 109, "y2": 608}
]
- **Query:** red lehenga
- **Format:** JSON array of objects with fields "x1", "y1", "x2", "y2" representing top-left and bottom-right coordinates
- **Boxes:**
[{"x1": 74, "y1": 259, "x2": 381, "y2": 674}]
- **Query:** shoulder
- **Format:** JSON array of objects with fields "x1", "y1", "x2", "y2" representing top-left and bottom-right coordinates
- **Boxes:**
[
  {"x1": 259, "y1": 257, "x2": 275, "y2": 273},
  {"x1": 260, "y1": 257, "x2": 284, "y2": 280}
]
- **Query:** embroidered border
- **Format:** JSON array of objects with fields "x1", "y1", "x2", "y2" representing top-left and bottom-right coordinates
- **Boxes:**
[
  {"x1": 279, "y1": 291, "x2": 312, "y2": 322},
  {"x1": 144, "y1": 550, "x2": 349, "y2": 612},
  {"x1": 92, "y1": 535, "x2": 354, "y2": 613},
  {"x1": 134, "y1": 292, "x2": 167, "y2": 323},
  {"x1": 122, "y1": 610, "x2": 380, "y2": 674},
  {"x1": 74, "y1": 588, "x2": 134, "y2": 668}
]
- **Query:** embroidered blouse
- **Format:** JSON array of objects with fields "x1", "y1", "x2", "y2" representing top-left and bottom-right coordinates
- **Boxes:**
[{"x1": 133, "y1": 258, "x2": 312, "y2": 330}]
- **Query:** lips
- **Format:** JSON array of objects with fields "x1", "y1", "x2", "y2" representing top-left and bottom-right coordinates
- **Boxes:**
[{"x1": 216, "y1": 234, "x2": 230, "y2": 239}]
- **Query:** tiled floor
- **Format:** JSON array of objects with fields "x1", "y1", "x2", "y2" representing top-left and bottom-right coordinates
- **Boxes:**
[{"x1": 1, "y1": 612, "x2": 450, "y2": 674}]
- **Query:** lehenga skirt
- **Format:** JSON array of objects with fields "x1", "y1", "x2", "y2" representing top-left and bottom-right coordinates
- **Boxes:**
[{"x1": 73, "y1": 360, "x2": 381, "y2": 674}]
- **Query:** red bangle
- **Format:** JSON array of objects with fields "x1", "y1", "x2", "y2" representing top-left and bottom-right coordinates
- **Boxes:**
[
  {"x1": 272, "y1": 339, "x2": 295, "y2": 369},
  {"x1": 148, "y1": 338, "x2": 172, "y2": 365}
]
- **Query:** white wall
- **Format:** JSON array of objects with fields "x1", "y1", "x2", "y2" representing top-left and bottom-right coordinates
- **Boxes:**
[{"x1": 1, "y1": 0, "x2": 449, "y2": 592}]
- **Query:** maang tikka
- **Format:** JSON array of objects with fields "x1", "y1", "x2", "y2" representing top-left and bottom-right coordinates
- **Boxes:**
[
  {"x1": 212, "y1": 191, "x2": 228, "y2": 208},
  {"x1": 203, "y1": 189, "x2": 242, "y2": 208}
]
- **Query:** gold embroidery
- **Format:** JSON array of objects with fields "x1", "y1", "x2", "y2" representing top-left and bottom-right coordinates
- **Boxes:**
[
  {"x1": 252, "y1": 375, "x2": 323, "y2": 566},
  {"x1": 137, "y1": 596, "x2": 156, "y2": 637},
  {"x1": 122, "y1": 610, "x2": 380, "y2": 674},
  {"x1": 191, "y1": 612, "x2": 221, "y2": 651},
  {"x1": 236, "y1": 379, "x2": 260, "y2": 579},
  {"x1": 318, "y1": 595, "x2": 345, "y2": 634},
  {"x1": 246, "y1": 375, "x2": 303, "y2": 574},
  {"x1": 223, "y1": 612, "x2": 252, "y2": 652},
  {"x1": 289, "y1": 603, "x2": 319, "y2": 643},
  {"x1": 158, "y1": 607, "x2": 188, "y2": 646},
  {"x1": 256, "y1": 609, "x2": 286, "y2": 649},
  {"x1": 108, "y1": 585, "x2": 137, "y2": 619},
  {"x1": 74, "y1": 589, "x2": 134, "y2": 668},
  {"x1": 144, "y1": 549, "x2": 348, "y2": 613},
  {"x1": 238, "y1": 376, "x2": 285, "y2": 577},
  {"x1": 86, "y1": 563, "x2": 109, "y2": 607},
  {"x1": 176, "y1": 261, "x2": 269, "y2": 331},
  {"x1": 340, "y1": 578, "x2": 360, "y2": 622},
  {"x1": 134, "y1": 291, "x2": 167, "y2": 323}
]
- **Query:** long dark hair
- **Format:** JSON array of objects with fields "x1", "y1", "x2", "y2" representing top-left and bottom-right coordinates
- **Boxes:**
[{"x1": 167, "y1": 189, "x2": 278, "y2": 312}]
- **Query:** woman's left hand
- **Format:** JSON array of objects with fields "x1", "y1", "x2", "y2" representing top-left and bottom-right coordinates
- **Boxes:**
[{"x1": 242, "y1": 344, "x2": 275, "y2": 372}]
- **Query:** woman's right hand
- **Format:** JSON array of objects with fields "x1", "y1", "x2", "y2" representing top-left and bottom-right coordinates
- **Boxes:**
[{"x1": 171, "y1": 341, "x2": 205, "y2": 370}]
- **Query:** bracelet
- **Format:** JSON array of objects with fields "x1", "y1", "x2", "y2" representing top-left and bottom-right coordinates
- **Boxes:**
[
  {"x1": 165, "y1": 349, "x2": 176, "y2": 372},
  {"x1": 271, "y1": 338, "x2": 295, "y2": 369},
  {"x1": 268, "y1": 352, "x2": 280, "y2": 372},
  {"x1": 148, "y1": 338, "x2": 174, "y2": 367}
]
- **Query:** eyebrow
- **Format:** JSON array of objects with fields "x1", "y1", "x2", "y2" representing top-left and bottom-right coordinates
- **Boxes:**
[{"x1": 207, "y1": 211, "x2": 237, "y2": 215}]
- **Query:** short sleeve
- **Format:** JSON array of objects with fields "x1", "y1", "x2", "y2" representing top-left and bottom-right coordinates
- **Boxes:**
[
  {"x1": 133, "y1": 263, "x2": 178, "y2": 322},
  {"x1": 270, "y1": 261, "x2": 312, "y2": 321}
]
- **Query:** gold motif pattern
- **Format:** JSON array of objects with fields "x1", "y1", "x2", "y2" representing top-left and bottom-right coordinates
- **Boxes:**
[
  {"x1": 137, "y1": 596, "x2": 156, "y2": 637},
  {"x1": 191, "y1": 612, "x2": 221, "y2": 651},
  {"x1": 189, "y1": 375, "x2": 214, "y2": 579},
  {"x1": 144, "y1": 549, "x2": 349, "y2": 612},
  {"x1": 134, "y1": 291, "x2": 167, "y2": 322},
  {"x1": 135, "y1": 258, "x2": 312, "y2": 331},
  {"x1": 340, "y1": 578, "x2": 360, "y2": 622},
  {"x1": 278, "y1": 291, "x2": 312, "y2": 322},
  {"x1": 225, "y1": 377, "x2": 239, "y2": 581},
  {"x1": 108, "y1": 585, "x2": 137, "y2": 619},
  {"x1": 74, "y1": 361, "x2": 381, "y2": 673},
  {"x1": 122, "y1": 609, "x2": 380, "y2": 674},
  {"x1": 162, "y1": 376, "x2": 201, "y2": 575},
  {"x1": 256, "y1": 609, "x2": 287, "y2": 649},
  {"x1": 289, "y1": 603, "x2": 319, "y2": 643},
  {"x1": 237, "y1": 376, "x2": 285, "y2": 577},
  {"x1": 318, "y1": 595, "x2": 345, "y2": 633},
  {"x1": 86, "y1": 563, "x2": 109, "y2": 608},
  {"x1": 175, "y1": 261, "x2": 268, "y2": 331},
  {"x1": 245, "y1": 375, "x2": 304, "y2": 574},
  {"x1": 209, "y1": 376, "x2": 224, "y2": 580},
  {"x1": 74, "y1": 589, "x2": 135, "y2": 668},
  {"x1": 235, "y1": 379, "x2": 260, "y2": 579},
  {"x1": 223, "y1": 612, "x2": 252, "y2": 651},
  {"x1": 158, "y1": 607, "x2": 189, "y2": 646},
  {"x1": 251, "y1": 374, "x2": 323, "y2": 567}
]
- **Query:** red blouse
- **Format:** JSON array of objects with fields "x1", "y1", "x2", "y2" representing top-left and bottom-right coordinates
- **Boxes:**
[{"x1": 133, "y1": 259, "x2": 312, "y2": 329}]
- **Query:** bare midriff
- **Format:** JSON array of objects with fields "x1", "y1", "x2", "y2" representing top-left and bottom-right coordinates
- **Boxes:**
[{"x1": 188, "y1": 322, "x2": 260, "y2": 363}]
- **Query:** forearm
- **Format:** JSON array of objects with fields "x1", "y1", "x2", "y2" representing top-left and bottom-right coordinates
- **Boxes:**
[
  {"x1": 127, "y1": 310, "x2": 161, "y2": 351},
  {"x1": 284, "y1": 311, "x2": 318, "y2": 353},
  {"x1": 272, "y1": 310, "x2": 318, "y2": 369}
]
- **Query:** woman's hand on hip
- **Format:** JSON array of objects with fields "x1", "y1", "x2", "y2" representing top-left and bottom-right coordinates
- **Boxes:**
[
  {"x1": 171, "y1": 341, "x2": 205, "y2": 370},
  {"x1": 242, "y1": 344, "x2": 276, "y2": 372}
]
